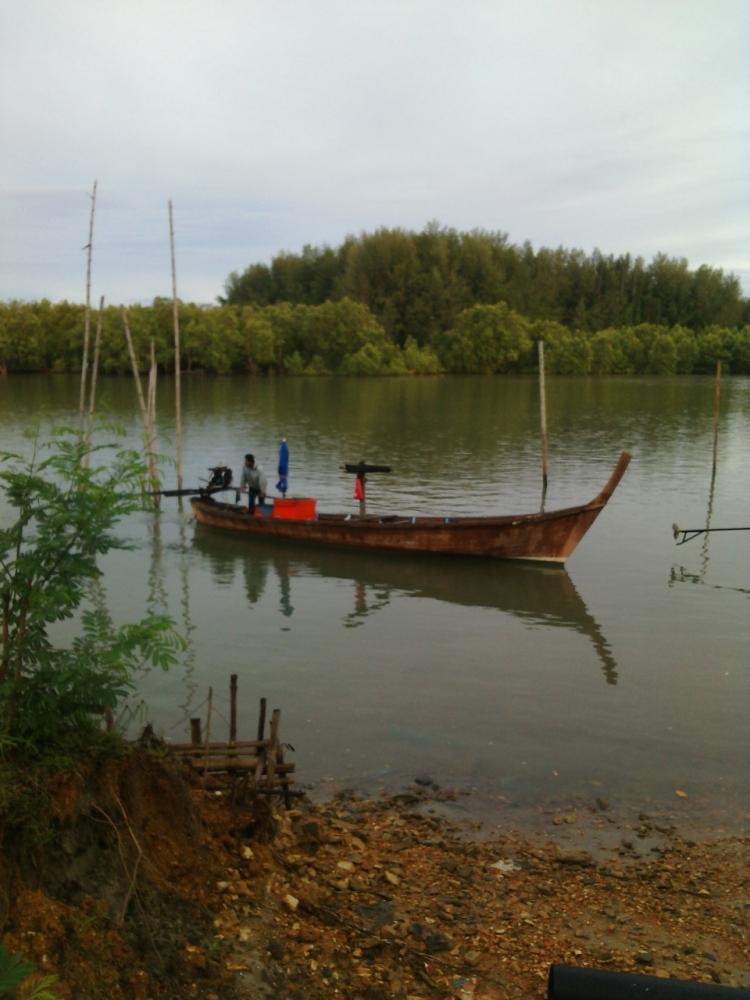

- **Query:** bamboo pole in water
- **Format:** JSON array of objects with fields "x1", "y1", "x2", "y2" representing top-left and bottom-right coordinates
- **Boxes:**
[
  {"x1": 84, "y1": 296, "x2": 105, "y2": 451},
  {"x1": 538, "y1": 340, "x2": 549, "y2": 508},
  {"x1": 147, "y1": 336, "x2": 160, "y2": 501},
  {"x1": 147, "y1": 337, "x2": 157, "y2": 456},
  {"x1": 122, "y1": 307, "x2": 160, "y2": 502},
  {"x1": 168, "y1": 200, "x2": 184, "y2": 495},
  {"x1": 78, "y1": 180, "x2": 98, "y2": 434},
  {"x1": 711, "y1": 360, "x2": 722, "y2": 479},
  {"x1": 700, "y1": 359, "x2": 723, "y2": 579}
]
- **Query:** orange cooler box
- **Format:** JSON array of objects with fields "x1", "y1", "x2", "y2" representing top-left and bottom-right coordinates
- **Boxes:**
[{"x1": 271, "y1": 497, "x2": 317, "y2": 521}]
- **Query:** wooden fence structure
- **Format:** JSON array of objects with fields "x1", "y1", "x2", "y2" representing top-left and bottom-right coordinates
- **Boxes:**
[{"x1": 169, "y1": 678, "x2": 296, "y2": 806}]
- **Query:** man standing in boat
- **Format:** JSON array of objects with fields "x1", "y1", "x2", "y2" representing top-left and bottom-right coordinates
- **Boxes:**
[{"x1": 240, "y1": 454, "x2": 267, "y2": 514}]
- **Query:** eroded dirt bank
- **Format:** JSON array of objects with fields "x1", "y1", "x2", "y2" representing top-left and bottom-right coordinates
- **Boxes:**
[{"x1": 2, "y1": 752, "x2": 748, "y2": 998}]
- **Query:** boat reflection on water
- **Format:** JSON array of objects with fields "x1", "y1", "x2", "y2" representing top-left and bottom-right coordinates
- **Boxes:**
[{"x1": 193, "y1": 526, "x2": 619, "y2": 684}]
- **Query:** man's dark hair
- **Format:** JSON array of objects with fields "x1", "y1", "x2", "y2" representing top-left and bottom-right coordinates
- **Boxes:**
[{"x1": 245, "y1": 454, "x2": 254, "y2": 463}]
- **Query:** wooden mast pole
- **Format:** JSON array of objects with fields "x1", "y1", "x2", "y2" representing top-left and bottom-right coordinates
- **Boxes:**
[
  {"x1": 169, "y1": 200, "x2": 184, "y2": 495},
  {"x1": 78, "y1": 180, "x2": 97, "y2": 434},
  {"x1": 538, "y1": 340, "x2": 549, "y2": 509}
]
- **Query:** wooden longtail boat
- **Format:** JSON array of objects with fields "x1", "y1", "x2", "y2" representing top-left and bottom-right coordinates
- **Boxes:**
[{"x1": 189, "y1": 451, "x2": 631, "y2": 564}]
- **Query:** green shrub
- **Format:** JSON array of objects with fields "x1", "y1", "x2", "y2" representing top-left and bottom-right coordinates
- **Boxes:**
[{"x1": 0, "y1": 430, "x2": 184, "y2": 747}]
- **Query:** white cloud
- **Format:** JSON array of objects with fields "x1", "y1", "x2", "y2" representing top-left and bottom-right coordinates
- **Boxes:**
[{"x1": 1, "y1": 0, "x2": 748, "y2": 302}]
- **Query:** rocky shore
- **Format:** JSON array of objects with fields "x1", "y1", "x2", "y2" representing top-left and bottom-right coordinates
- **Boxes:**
[
  {"x1": 206, "y1": 784, "x2": 749, "y2": 999},
  {"x1": 3, "y1": 757, "x2": 747, "y2": 999}
]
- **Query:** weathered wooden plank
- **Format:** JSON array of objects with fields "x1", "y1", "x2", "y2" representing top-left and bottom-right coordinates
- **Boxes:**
[
  {"x1": 187, "y1": 758, "x2": 294, "y2": 773},
  {"x1": 170, "y1": 739, "x2": 267, "y2": 753}
]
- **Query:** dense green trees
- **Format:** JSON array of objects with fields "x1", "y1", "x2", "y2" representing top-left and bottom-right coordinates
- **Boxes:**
[
  {"x1": 1, "y1": 223, "x2": 748, "y2": 377},
  {"x1": 222, "y1": 224, "x2": 749, "y2": 339},
  {"x1": 0, "y1": 298, "x2": 749, "y2": 376}
]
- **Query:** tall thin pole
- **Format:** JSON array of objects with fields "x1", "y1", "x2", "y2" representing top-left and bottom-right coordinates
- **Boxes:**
[
  {"x1": 169, "y1": 200, "x2": 183, "y2": 494},
  {"x1": 711, "y1": 360, "x2": 722, "y2": 480},
  {"x1": 538, "y1": 340, "x2": 549, "y2": 509},
  {"x1": 147, "y1": 336, "x2": 157, "y2": 444},
  {"x1": 78, "y1": 180, "x2": 97, "y2": 433},
  {"x1": 147, "y1": 336, "x2": 159, "y2": 502},
  {"x1": 700, "y1": 359, "x2": 722, "y2": 579}
]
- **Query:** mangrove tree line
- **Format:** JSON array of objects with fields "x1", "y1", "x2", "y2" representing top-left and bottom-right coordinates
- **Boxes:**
[{"x1": 1, "y1": 297, "x2": 748, "y2": 376}]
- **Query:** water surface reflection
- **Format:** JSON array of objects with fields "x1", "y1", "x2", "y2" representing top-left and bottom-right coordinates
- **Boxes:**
[{"x1": 192, "y1": 527, "x2": 619, "y2": 684}]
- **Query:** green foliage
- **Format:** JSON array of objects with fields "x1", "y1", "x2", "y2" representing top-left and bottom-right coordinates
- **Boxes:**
[
  {"x1": 223, "y1": 223, "x2": 749, "y2": 339},
  {"x1": 402, "y1": 337, "x2": 443, "y2": 374},
  {"x1": 19, "y1": 974, "x2": 59, "y2": 1000},
  {"x1": 0, "y1": 430, "x2": 184, "y2": 746},
  {"x1": 436, "y1": 303, "x2": 532, "y2": 374},
  {"x1": 183, "y1": 305, "x2": 242, "y2": 374},
  {"x1": 239, "y1": 308, "x2": 276, "y2": 371},
  {"x1": 0, "y1": 943, "x2": 35, "y2": 995},
  {"x1": 0, "y1": 942, "x2": 58, "y2": 998}
]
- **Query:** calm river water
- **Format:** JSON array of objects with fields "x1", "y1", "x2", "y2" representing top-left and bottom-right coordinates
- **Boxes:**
[{"x1": 2, "y1": 375, "x2": 748, "y2": 832}]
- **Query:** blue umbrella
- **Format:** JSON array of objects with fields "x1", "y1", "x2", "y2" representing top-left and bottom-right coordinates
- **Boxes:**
[{"x1": 276, "y1": 438, "x2": 289, "y2": 496}]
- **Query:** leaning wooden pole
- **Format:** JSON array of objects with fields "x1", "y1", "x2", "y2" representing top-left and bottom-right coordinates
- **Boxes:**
[
  {"x1": 122, "y1": 307, "x2": 160, "y2": 503},
  {"x1": 169, "y1": 200, "x2": 184, "y2": 495},
  {"x1": 85, "y1": 296, "x2": 105, "y2": 451},
  {"x1": 538, "y1": 340, "x2": 549, "y2": 508},
  {"x1": 78, "y1": 179, "x2": 98, "y2": 434}
]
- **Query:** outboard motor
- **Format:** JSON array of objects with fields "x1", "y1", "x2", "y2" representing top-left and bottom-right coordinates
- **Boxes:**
[{"x1": 207, "y1": 465, "x2": 233, "y2": 490}]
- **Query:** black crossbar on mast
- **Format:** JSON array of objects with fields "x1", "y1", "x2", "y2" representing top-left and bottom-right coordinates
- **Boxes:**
[{"x1": 672, "y1": 524, "x2": 750, "y2": 545}]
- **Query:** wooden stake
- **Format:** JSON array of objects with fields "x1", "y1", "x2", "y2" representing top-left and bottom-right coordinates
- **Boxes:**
[
  {"x1": 278, "y1": 743, "x2": 292, "y2": 809},
  {"x1": 169, "y1": 200, "x2": 184, "y2": 495},
  {"x1": 201, "y1": 687, "x2": 213, "y2": 796},
  {"x1": 85, "y1": 296, "x2": 105, "y2": 451},
  {"x1": 229, "y1": 673, "x2": 238, "y2": 744},
  {"x1": 538, "y1": 340, "x2": 549, "y2": 509},
  {"x1": 190, "y1": 718, "x2": 202, "y2": 746},
  {"x1": 78, "y1": 180, "x2": 98, "y2": 434},
  {"x1": 257, "y1": 696, "x2": 267, "y2": 742},
  {"x1": 266, "y1": 709, "x2": 281, "y2": 788}
]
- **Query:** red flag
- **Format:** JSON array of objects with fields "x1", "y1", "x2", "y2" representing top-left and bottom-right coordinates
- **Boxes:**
[{"x1": 353, "y1": 477, "x2": 365, "y2": 501}]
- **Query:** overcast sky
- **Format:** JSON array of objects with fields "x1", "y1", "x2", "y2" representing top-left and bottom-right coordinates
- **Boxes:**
[{"x1": 1, "y1": 0, "x2": 748, "y2": 305}]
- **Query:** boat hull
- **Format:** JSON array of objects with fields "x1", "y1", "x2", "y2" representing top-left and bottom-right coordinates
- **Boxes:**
[
  {"x1": 192, "y1": 501, "x2": 601, "y2": 561},
  {"x1": 190, "y1": 452, "x2": 631, "y2": 564}
]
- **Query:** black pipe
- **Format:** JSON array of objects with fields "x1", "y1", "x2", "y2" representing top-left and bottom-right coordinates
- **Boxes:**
[
  {"x1": 343, "y1": 463, "x2": 391, "y2": 474},
  {"x1": 548, "y1": 965, "x2": 750, "y2": 999}
]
